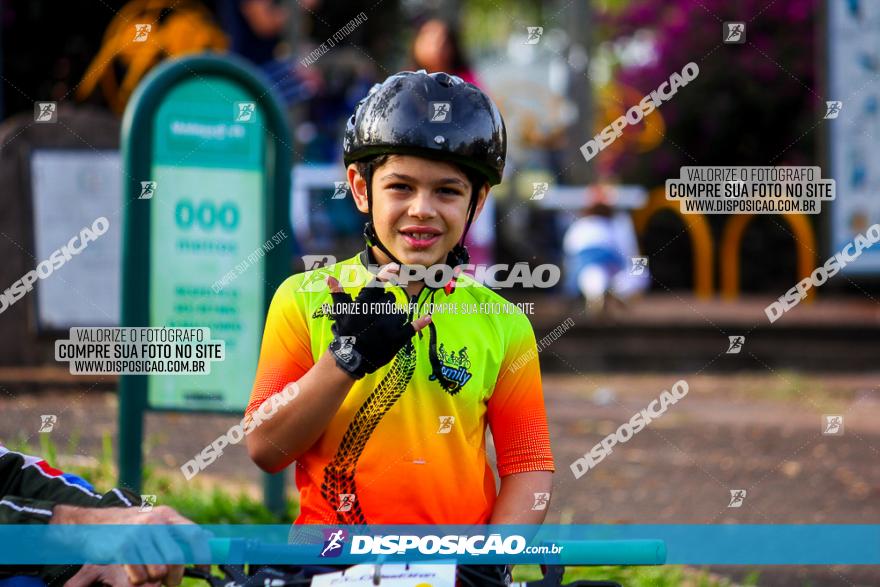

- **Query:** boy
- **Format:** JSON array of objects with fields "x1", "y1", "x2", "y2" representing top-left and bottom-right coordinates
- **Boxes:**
[{"x1": 245, "y1": 70, "x2": 554, "y2": 526}]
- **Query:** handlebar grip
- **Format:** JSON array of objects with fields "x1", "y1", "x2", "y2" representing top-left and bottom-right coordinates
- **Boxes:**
[
  {"x1": 555, "y1": 539, "x2": 666, "y2": 565},
  {"x1": 208, "y1": 537, "x2": 234, "y2": 561}
]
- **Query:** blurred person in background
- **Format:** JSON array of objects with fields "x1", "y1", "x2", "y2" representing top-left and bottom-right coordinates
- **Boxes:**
[
  {"x1": 76, "y1": 0, "x2": 229, "y2": 114},
  {"x1": 563, "y1": 193, "x2": 650, "y2": 315},
  {"x1": 411, "y1": 17, "x2": 478, "y2": 85},
  {"x1": 218, "y1": 0, "x2": 318, "y2": 106},
  {"x1": 410, "y1": 17, "x2": 494, "y2": 269}
]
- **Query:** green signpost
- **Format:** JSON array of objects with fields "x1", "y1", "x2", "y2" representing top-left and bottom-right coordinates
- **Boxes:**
[{"x1": 119, "y1": 54, "x2": 291, "y2": 515}]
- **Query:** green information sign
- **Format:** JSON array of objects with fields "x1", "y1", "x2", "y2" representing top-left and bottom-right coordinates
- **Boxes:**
[
  {"x1": 148, "y1": 78, "x2": 265, "y2": 411},
  {"x1": 119, "y1": 55, "x2": 291, "y2": 512}
]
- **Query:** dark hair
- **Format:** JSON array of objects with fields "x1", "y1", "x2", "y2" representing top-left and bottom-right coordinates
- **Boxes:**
[
  {"x1": 411, "y1": 18, "x2": 471, "y2": 74},
  {"x1": 583, "y1": 202, "x2": 615, "y2": 218}
]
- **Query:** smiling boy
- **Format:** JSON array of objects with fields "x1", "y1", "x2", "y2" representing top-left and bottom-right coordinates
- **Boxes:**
[{"x1": 244, "y1": 70, "x2": 554, "y2": 526}]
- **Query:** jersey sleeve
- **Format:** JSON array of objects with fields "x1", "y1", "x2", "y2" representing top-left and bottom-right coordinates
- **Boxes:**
[
  {"x1": 245, "y1": 275, "x2": 316, "y2": 419},
  {"x1": 487, "y1": 315, "x2": 555, "y2": 477}
]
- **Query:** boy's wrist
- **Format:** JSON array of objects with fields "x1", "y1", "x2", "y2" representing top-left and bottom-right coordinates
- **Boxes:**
[
  {"x1": 328, "y1": 338, "x2": 366, "y2": 379},
  {"x1": 319, "y1": 348, "x2": 360, "y2": 384}
]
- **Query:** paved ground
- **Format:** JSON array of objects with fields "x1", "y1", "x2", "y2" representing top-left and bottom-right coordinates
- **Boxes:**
[{"x1": 1, "y1": 372, "x2": 878, "y2": 586}]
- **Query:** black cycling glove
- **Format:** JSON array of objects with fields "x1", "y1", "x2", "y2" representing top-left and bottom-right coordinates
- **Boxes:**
[{"x1": 327, "y1": 277, "x2": 419, "y2": 379}]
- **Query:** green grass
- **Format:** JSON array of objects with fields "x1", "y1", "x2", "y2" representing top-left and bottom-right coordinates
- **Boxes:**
[
  {"x1": 11, "y1": 434, "x2": 759, "y2": 586},
  {"x1": 8, "y1": 432, "x2": 297, "y2": 524},
  {"x1": 514, "y1": 564, "x2": 760, "y2": 586}
]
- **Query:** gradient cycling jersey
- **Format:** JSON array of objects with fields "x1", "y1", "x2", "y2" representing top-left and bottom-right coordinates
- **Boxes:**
[{"x1": 246, "y1": 251, "x2": 555, "y2": 525}]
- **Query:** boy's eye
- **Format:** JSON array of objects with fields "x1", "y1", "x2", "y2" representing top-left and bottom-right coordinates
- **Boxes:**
[
  {"x1": 388, "y1": 183, "x2": 411, "y2": 191},
  {"x1": 439, "y1": 187, "x2": 464, "y2": 195}
]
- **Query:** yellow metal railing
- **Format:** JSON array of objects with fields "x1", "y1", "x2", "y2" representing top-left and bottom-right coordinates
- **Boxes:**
[
  {"x1": 719, "y1": 213, "x2": 817, "y2": 302},
  {"x1": 632, "y1": 188, "x2": 714, "y2": 299},
  {"x1": 631, "y1": 187, "x2": 818, "y2": 301}
]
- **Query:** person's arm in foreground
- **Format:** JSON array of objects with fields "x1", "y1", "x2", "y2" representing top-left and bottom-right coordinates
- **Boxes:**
[{"x1": 0, "y1": 447, "x2": 195, "y2": 586}]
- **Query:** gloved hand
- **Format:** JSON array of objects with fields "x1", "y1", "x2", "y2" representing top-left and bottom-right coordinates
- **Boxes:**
[{"x1": 325, "y1": 264, "x2": 432, "y2": 379}]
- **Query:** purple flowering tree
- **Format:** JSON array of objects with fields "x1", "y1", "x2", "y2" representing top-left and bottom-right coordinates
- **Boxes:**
[{"x1": 601, "y1": 0, "x2": 818, "y2": 185}]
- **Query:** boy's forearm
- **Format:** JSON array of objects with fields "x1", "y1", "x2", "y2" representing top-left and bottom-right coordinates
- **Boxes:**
[
  {"x1": 489, "y1": 471, "x2": 553, "y2": 525},
  {"x1": 247, "y1": 351, "x2": 355, "y2": 472}
]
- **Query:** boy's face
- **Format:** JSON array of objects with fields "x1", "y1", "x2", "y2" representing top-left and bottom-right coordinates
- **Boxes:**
[{"x1": 348, "y1": 155, "x2": 489, "y2": 267}]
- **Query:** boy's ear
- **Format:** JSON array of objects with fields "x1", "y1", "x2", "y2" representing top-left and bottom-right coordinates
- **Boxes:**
[
  {"x1": 347, "y1": 164, "x2": 370, "y2": 214},
  {"x1": 470, "y1": 182, "x2": 491, "y2": 222}
]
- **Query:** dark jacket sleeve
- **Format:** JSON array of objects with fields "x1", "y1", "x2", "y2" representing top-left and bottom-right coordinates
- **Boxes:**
[{"x1": 0, "y1": 446, "x2": 140, "y2": 584}]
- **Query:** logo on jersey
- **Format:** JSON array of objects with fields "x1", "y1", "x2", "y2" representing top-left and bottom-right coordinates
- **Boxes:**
[{"x1": 429, "y1": 344, "x2": 473, "y2": 393}]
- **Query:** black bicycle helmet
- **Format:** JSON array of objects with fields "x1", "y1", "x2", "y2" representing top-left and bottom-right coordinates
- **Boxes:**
[
  {"x1": 343, "y1": 69, "x2": 506, "y2": 186},
  {"x1": 343, "y1": 70, "x2": 507, "y2": 268}
]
